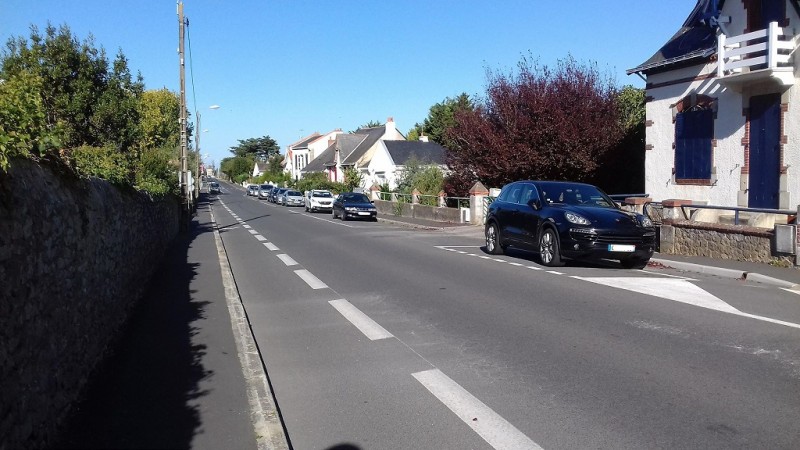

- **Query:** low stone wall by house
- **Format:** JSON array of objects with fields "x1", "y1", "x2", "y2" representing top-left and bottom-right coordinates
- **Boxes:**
[
  {"x1": 0, "y1": 159, "x2": 180, "y2": 449},
  {"x1": 374, "y1": 199, "x2": 462, "y2": 223},
  {"x1": 659, "y1": 220, "x2": 793, "y2": 265}
]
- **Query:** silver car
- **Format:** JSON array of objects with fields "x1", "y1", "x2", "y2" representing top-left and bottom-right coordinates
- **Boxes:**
[{"x1": 283, "y1": 190, "x2": 305, "y2": 207}]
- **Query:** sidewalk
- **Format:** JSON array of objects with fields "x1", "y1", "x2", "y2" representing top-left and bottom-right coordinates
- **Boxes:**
[
  {"x1": 54, "y1": 198, "x2": 262, "y2": 449},
  {"x1": 379, "y1": 214, "x2": 800, "y2": 289}
]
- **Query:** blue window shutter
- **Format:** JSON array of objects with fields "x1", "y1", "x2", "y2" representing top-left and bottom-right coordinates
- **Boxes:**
[{"x1": 675, "y1": 109, "x2": 713, "y2": 180}]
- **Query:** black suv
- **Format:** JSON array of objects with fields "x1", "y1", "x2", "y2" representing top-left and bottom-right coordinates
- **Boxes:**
[{"x1": 484, "y1": 180, "x2": 655, "y2": 268}]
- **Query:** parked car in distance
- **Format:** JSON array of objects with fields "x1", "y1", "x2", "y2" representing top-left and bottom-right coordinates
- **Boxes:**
[
  {"x1": 283, "y1": 190, "x2": 305, "y2": 207},
  {"x1": 258, "y1": 184, "x2": 273, "y2": 200},
  {"x1": 209, "y1": 182, "x2": 220, "y2": 194},
  {"x1": 332, "y1": 192, "x2": 378, "y2": 221},
  {"x1": 305, "y1": 190, "x2": 334, "y2": 213},
  {"x1": 247, "y1": 184, "x2": 259, "y2": 196},
  {"x1": 484, "y1": 180, "x2": 655, "y2": 268},
  {"x1": 274, "y1": 188, "x2": 289, "y2": 205}
]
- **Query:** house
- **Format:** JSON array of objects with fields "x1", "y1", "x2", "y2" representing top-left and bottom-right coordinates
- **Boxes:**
[
  {"x1": 284, "y1": 129, "x2": 344, "y2": 181},
  {"x1": 252, "y1": 161, "x2": 268, "y2": 178},
  {"x1": 365, "y1": 137, "x2": 449, "y2": 190},
  {"x1": 628, "y1": 0, "x2": 800, "y2": 210},
  {"x1": 283, "y1": 132, "x2": 320, "y2": 180},
  {"x1": 301, "y1": 117, "x2": 405, "y2": 187}
]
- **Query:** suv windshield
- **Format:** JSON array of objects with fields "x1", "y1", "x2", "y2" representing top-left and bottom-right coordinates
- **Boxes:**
[
  {"x1": 537, "y1": 182, "x2": 615, "y2": 208},
  {"x1": 313, "y1": 191, "x2": 333, "y2": 198},
  {"x1": 287, "y1": 191, "x2": 301, "y2": 196}
]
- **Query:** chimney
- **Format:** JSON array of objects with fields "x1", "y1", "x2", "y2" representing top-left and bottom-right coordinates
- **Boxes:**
[
  {"x1": 385, "y1": 116, "x2": 396, "y2": 135},
  {"x1": 419, "y1": 135, "x2": 429, "y2": 142}
]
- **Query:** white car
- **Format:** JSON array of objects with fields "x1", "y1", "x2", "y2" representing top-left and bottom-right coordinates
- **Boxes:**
[{"x1": 305, "y1": 190, "x2": 334, "y2": 212}]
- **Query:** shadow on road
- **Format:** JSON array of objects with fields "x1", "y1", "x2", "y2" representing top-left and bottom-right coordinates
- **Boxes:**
[{"x1": 54, "y1": 219, "x2": 212, "y2": 449}]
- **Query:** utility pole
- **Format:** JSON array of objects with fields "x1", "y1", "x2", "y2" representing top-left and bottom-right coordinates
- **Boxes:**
[
  {"x1": 178, "y1": 1, "x2": 191, "y2": 227},
  {"x1": 195, "y1": 112, "x2": 201, "y2": 199}
]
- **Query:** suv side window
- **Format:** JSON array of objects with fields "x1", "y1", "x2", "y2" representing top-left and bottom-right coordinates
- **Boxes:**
[
  {"x1": 517, "y1": 183, "x2": 539, "y2": 205},
  {"x1": 498, "y1": 183, "x2": 522, "y2": 203}
]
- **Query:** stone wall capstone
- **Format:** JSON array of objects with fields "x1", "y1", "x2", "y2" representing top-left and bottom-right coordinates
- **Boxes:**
[{"x1": 0, "y1": 159, "x2": 180, "y2": 449}]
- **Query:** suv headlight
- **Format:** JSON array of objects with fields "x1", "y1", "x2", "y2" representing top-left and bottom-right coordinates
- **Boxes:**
[
  {"x1": 564, "y1": 212, "x2": 590, "y2": 225},
  {"x1": 640, "y1": 216, "x2": 653, "y2": 227}
]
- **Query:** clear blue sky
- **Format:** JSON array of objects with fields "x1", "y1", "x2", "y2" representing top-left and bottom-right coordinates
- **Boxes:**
[{"x1": 1, "y1": 1, "x2": 692, "y2": 169}]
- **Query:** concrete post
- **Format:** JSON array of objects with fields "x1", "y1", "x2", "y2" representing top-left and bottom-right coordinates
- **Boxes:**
[
  {"x1": 623, "y1": 197, "x2": 652, "y2": 215},
  {"x1": 661, "y1": 199, "x2": 692, "y2": 223},
  {"x1": 469, "y1": 181, "x2": 490, "y2": 226},
  {"x1": 369, "y1": 183, "x2": 381, "y2": 201}
]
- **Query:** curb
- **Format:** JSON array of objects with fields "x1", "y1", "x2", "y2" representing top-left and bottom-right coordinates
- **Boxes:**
[{"x1": 651, "y1": 258, "x2": 799, "y2": 289}]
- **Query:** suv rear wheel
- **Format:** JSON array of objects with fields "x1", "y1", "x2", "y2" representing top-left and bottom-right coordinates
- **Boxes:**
[{"x1": 485, "y1": 223, "x2": 504, "y2": 255}]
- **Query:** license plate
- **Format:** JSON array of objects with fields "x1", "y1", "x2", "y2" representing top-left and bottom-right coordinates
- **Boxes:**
[
  {"x1": 358, "y1": 212, "x2": 371, "y2": 216},
  {"x1": 608, "y1": 244, "x2": 635, "y2": 252}
]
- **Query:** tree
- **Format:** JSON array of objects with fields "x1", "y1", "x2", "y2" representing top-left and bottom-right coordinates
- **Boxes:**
[
  {"x1": 1, "y1": 24, "x2": 143, "y2": 152},
  {"x1": 590, "y1": 85, "x2": 646, "y2": 194},
  {"x1": 137, "y1": 88, "x2": 180, "y2": 151},
  {"x1": 343, "y1": 167, "x2": 363, "y2": 192},
  {"x1": 408, "y1": 93, "x2": 473, "y2": 149},
  {"x1": 220, "y1": 155, "x2": 254, "y2": 183},
  {"x1": 446, "y1": 55, "x2": 622, "y2": 193},
  {"x1": 229, "y1": 136, "x2": 280, "y2": 160},
  {"x1": 349, "y1": 120, "x2": 382, "y2": 133}
]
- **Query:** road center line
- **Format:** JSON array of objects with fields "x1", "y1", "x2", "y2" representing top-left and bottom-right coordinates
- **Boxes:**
[
  {"x1": 412, "y1": 369, "x2": 542, "y2": 450},
  {"x1": 263, "y1": 242, "x2": 279, "y2": 251},
  {"x1": 276, "y1": 254, "x2": 298, "y2": 266},
  {"x1": 329, "y1": 299, "x2": 394, "y2": 340},
  {"x1": 255, "y1": 235, "x2": 267, "y2": 242},
  {"x1": 294, "y1": 269, "x2": 328, "y2": 289},
  {"x1": 243, "y1": 224, "x2": 251, "y2": 229},
  {"x1": 248, "y1": 229, "x2": 258, "y2": 235}
]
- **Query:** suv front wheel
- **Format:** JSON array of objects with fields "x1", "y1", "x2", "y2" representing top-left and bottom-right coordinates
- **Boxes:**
[{"x1": 538, "y1": 228, "x2": 564, "y2": 267}]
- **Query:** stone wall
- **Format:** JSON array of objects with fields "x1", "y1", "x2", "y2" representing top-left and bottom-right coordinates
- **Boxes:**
[
  {"x1": 373, "y1": 199, "x2": 462, "y2": 223},
  {"x1": 0, "y1": 159, "x2": 180, "y2": 449},
  {"x1": 659, "y1": 220, "x2": 793, "y2": 265}
]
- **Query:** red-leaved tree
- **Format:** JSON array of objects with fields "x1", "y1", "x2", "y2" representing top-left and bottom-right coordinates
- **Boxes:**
[{"x1": 445, "y1": 55, "x2": 623, "y2": 194}]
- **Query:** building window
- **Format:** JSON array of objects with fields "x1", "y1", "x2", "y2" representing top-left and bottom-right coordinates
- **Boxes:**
[{"x1": 674, "y1": 106, "x2": 713, "y2": 181}]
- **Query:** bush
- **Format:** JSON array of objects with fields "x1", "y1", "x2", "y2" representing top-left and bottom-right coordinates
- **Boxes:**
[
  {"x1": 71, "y1": 145, "x2": 130, "y2": 185},
  {"x1": 0, "y1": 71, "x2": 60, "y2": 171},
  {"x1": 135, "y1": 146, "x2": 178, "y2": 196}
]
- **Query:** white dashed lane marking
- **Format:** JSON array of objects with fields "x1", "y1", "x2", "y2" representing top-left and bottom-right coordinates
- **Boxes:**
[
  {"x1": 413, "y1": 369, "x2": 543, "y2": 450},
  {"x1": 263, "y1": 242, "x2": 279, "y2": 251},
  {"x1": 255, "y1": 235, "x2": 267, "y2": 242},
  {"x1": 295, "y1": 269, "x2": 328, "y2": 290},
  {"x1": 329, "y1": 299, "x2": 394, "y2": 340},
  {"x1": 276, "y1": 254, "x2": 298, "y2": 266}
]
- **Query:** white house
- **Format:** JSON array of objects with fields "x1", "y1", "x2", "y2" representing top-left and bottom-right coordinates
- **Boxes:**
[
  {"x1": 628, "y1": 0, "x2": 800, "y2": 210},
  {"x1": 301, "y1": 117, "x2": 405, "y2": 187},
  {"x1": 365, "y1": 137, "x2": 449, "y2": 190},
  {"x1": 252, "y1": 161, "x2": 268, "y2": 178},
  {"x1": 283, "y1": 132, "x2": 320, "y2": 180},
  {"x1": 284, "y1": 129, "x2": 344, "y2": 181}
]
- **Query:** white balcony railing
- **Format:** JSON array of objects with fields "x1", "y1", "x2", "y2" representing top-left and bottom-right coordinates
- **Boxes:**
[{"x1": 717, "y1": 21, "x2": 796, "y2": 85}]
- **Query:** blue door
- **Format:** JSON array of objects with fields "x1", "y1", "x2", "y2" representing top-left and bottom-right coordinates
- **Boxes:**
[{"x1": 748, "y1": 94, "x2": 781, "y2": 208}]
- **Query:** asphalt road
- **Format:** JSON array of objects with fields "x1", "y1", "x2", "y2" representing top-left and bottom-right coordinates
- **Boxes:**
[{"x1": 212, "y1": 181, "x2": 800, "y2": 450}]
